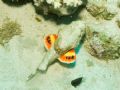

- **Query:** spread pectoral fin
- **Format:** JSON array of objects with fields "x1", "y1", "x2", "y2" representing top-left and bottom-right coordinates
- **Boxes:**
[
  {"x1": 58, "y1": 49, "x2": 76, "y2": 64},
  {"x1": 44, "y1": 34, "x2": 76, "y2": 64},
  {"x1": 44, "y1": 34, "x2": 58, "y2": 50}
]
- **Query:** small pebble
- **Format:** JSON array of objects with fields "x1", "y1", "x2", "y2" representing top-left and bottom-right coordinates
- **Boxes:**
[
  {"x1": 71, "y1": 77, "x2": 83, "y2": 87},
  {"x1": 35, "y1": 15, "x2": 42, "y2": 22}
]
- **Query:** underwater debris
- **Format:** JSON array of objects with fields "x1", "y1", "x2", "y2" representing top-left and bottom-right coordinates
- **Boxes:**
[
  {"x1": 71, "y1": 77, "x2": 83, "y2": 87},
  {"x1": 84, "y1": 22, "x2": 120, "y2": 60},
  {"x1": 34, "y1": 0, "x2": 83, "y2": 16},
  {"x1": 35, "y1": 15, "x2": 42, "y2": 22},
  {"x1": 0, "y1": 19, "x2": 22, "y2": 45}
]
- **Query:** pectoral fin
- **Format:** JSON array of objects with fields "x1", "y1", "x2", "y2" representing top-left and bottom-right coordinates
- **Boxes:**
[{"x1": 44, "y1": 34, "x2": 76, "y2": 64}]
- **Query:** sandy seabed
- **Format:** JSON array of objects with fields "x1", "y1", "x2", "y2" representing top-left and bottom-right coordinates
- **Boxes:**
[{"x1": 0, "y1": 0, "x2": 120, "y2": 90}]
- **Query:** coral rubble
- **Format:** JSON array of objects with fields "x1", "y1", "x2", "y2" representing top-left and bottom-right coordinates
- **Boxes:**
[{"x1": 34, "y1": 0, "x2": 83, "y2": 16}]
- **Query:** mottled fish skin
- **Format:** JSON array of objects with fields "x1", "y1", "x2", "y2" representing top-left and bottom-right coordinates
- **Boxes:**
[
  {"x1": 39, "y1": 46, "x2": 59, "y2": 71},
  {"x1": 44, "y1": 34, "x2": 76, "y2": 64}
]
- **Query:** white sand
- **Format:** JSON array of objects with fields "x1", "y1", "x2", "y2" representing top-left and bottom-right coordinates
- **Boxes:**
[{"x1": 0, "y1": 0, "x2": 120, "y2": 90}]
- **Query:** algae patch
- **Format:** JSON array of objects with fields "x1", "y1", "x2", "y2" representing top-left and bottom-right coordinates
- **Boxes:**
[
  {"x1": 116, "y1": 20, "x2": 120, "y2": 28},
  {"x1": 84, "y1": 27, "x2": 120, "y2": 60},
  {"x1": 0, "y1": 20, "x2": 22, "y2": 45}
]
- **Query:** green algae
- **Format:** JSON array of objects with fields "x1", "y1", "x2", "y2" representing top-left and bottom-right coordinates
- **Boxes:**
[
  {"x1": 87, "y1": 5, "x2": 116, "y2": 20},
  {"x1": 84, "y1": 27, "x2": 120, "y2": 60},
  {"x1": 116, "y1": 20, "x2": 120, "y2": 28},
  {"x1": 0, "y1": 19, "x2": 22, "y2": 45}
]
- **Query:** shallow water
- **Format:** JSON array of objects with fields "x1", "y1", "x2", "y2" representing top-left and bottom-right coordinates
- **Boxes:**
[{"x1": 0, "y1": 0, "x2": 120, "y2": 90}]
